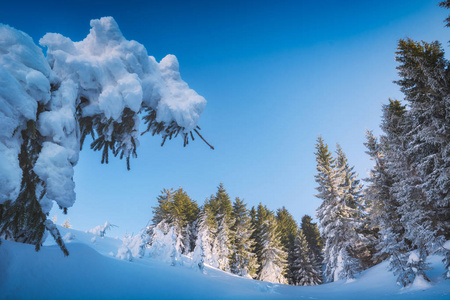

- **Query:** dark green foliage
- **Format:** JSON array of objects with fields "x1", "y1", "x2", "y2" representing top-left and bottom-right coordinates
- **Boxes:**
[
  {"x1": 300, "y1": 215, "x2": 323, "y2": 267},
  {"x1": 230, "y1": 197, "x2": 258, "y2": 277},
  {"x1": 141, "y1": 105, "x2": 214, "y2": 150},
  {"x1": 440, "y1": 0, "x2": 450, "y2": 27},
  {"x1": 257, "y1": 212, "x2": 288, "y2": 283},
  {"x1": 276, "y1": 207, "x2": 298, "y2": 283},
  {"x1": 0, "y1": 118, "x2": 68, "y2": 255},
  {"x1": 276, "y1": 207, "x2": 297, "y2": 253},
  {"x1": 209, "y1": 183, "x2": 233, "y2": 219},
  {"x1": 251, "y1": 203, "x2": 273, "y2": 274},
  {"x1": 291, "y1": 230, "x2": 322, "y2": 286},
  {"x1": 152, "y1": 188, "x2": 199, "y2": 227},
  {"x1": 151, "y1": 188, "x2": 199, "y2": 253},
  {"x1": 84, "y1": 108, "x2": 138, "y2": 170}
]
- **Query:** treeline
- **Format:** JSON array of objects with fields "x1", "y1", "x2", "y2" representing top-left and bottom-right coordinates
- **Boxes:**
[
  {"x1": 314, "y1": 12, "x2": 450, "y2": 286},
  {"x1": 148, "y1": 184, "x2": 323, "y2": 285},
  {"x1": 148, "y1": 3, "x2": 450, "y2": 287}
]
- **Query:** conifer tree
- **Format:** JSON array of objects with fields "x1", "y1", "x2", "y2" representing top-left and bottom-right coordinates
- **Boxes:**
[
  {"x1": 151, "y1": 188, "x2": 199, "y2": 254},
  {"x1": 251, "y1": 203, "x2": 271, "y2": 271},
  {"x1": 363, "y1": 128, "x2": 407, "y2": 268},
  {"x1": 192, "y1": 204, "x2": 217, "y2": 268},
  {"x1": 0, "y1": 18, "x2": 211, "y2": 256},
  {"x1": 0, "y1": 118, "x2": 68, "y2": 255},
  {"x1": 291, "y1": 230, "x2": 322, "y2": 286},
  {"x1": 208, "y1": 183, "x2": 234, "y2": 271},
  {"x1": 230, "y1": 197, "x2": 258, "y2": 278},
  {"x1": 276, "y1": 207, "x2": 298, "y2": 283},
  {"x1": 314, "y1": 137, "x2": 363, "y2": 282},
  {"x1": 300, "y1": 215, "x2": 324, "y2": 281},
  {"x1": 300, "y1": 215, "x2": 323, "y2": 265},
  {"x1": 258, "y1": 213, "x2": 288, "y2": 284},
  {"x1": 335, "y1": 144, "x2": 372, "y2": 270},
  {"x1": 394, "y1": 37, "x2": 450, "y2": 280}
]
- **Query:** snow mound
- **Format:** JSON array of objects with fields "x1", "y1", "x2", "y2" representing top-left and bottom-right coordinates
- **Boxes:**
[{"x1": 1, "y1": 227, "x2": 449, "y2": 299}]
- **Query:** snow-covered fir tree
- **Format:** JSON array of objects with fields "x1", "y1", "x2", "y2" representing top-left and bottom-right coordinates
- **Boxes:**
[
  {"x1": 0, "y1": 17, "x2": 209, "y2": 254},
  {"x1": 276, "y1": 207, "x2": 298, "y2": 283},
  {"x1": 230, "y1": 197, "x2": 258, "y2": 278},
  {"x1": 148, "y1": 221, "x2": 183, "y2": 266},
  {"x1": 335, "y1": 144, "x2": 372, "y2": 269},
  {"x1": 300, "y1": 215, "x2": 324, "y2": 281},
  {"x1": 314, "y1": 137, "x2": 363, "y2": 282},
  {"x1": 257, "y1": 213, "x2": 288, "y2": 284},
  {"x1": 291, "y1": 230, "x2": 322, "y2": 286},
  {"x1": 393, "y1": 37, "x2": 450, "y2": 283},
  {"x1": 192, "y1": 205, "x2": 217, "y2": 268},
  {"x1": 363, "y1": 126, "x2": 409, "y2": 273},
  {"x1": 251, "y1": 203, "x2": 270, "y2": 272},
  {"x1": 151, "y1": 188, "x2": 199, "y2": 254},
  {"x1": 117, "y1": 229, "x2": 150, "y2": 261},
  {"x1": 191, "y1": 230, "x2": 206, "y2": 273},
  {"x1": 206, "y1": 184, "x2": 235, "y2": 271}
]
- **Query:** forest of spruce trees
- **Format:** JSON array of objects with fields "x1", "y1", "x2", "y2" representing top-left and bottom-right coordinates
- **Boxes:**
[
  {"x1": 147, "y1": 184, "x2": 323, "y2": 285},
  {"x1": 146, "y1": 2, "x2": 450, "y2": 286}
]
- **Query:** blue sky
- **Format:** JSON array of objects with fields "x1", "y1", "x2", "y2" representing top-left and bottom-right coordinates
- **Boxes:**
[{"x1": 1, "y1": 0, "x2": 449, "y2": 237}]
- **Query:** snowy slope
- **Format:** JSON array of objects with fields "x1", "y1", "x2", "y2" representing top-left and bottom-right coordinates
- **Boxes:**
[{"x1": 1, "y1": 227, "x2": 449, "y2": 300}]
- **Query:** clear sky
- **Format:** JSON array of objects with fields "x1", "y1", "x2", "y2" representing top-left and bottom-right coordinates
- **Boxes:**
[{"x1": 1, "y1": 0, "x2": 449, "y2": 237}]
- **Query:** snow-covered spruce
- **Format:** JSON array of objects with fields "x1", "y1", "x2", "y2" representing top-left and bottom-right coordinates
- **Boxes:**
[
  {"x1": 0, "y1": 17, "x2": 208, "y2": 253},
  {"x1": 257, "y1": 214, "x2": 288, "y2": 284},
  {"x1": 230, "y1": 197, "x2": 258, "y2": 278},
  {"x1": 87, "y1": 221, "x2": 117, "y2": 237},
  {"x1": 314, "y1": 138, "x2": 367, "y2": 282},
  {"x1": 148, "y1": 221, "x2": 184, "y2": 266},
  {"x1": 291, "y1": 230, "x2": 322, "y2": 286}
]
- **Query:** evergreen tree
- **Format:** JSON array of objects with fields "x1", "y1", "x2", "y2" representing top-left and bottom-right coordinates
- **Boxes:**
[
  {"x1": 251, "y1": 203, "x2": 271, "y2": 273},
  {"x1": 394, "y1": 37, "x2": 450, "y2": 280},
  {"x1": 192, "y1": 204, "x2": 217, "y2": 268},
  {"x1": 148, "y1": 221, "x2": 183, "y2": 266},
  {"x1": 363, "y1": 128, "x2": 407, "y2": 268},
  {"x1": 335, "y1": 144, "x2": 372, "y2": 270},
  {"x1": 151, "y1": 188, "x2": 199, "y2": 254},
  {"x1": 230, "y1": 197, "x2": 258, "y2": 278},
  {"x1": 0, "y1": 19, "x2": 211, "y2": 256},
  {"x1": 0, "y1": 118, "x2": 68, "y2": 255},
  {"x1": 258, "y1": 213, "x2": 288, "y2": 284},
  {"x1": 208, "y1": 183, "x2": 234, "y2": 271},
  {"x1": 300, "y1": 215, "x2": 324, "y2": 281},
  {"x1": 276, "y1": 207, "x2": 298, "y2": 283},
  {"x1": 314, "y1": 137, "x2": 363, "y2": 282},
  {"x1": 291, "y1": 230, "x2": 322, "y2": 286},
  {"x1": 300, "y1": 215, "x2": 323, "y2": 265}
]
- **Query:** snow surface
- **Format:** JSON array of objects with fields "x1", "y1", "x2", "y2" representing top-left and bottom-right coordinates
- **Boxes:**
[
  {"x1": 443, "y1": 240, "x2": 450, "y2": 250},
  {"x1": 1, "y1": 227, "x2": 449, "y2": 299}
]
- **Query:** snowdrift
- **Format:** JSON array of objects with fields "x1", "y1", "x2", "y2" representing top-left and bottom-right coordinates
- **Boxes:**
[{"x1": 1, "y1": 227, "x2": 449, "y2": 299}]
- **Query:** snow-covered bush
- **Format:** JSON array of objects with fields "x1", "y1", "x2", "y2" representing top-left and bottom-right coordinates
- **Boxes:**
[
  {"x1": 117, "y1": 230, "x2": 150, "y2": 261},
  {"x1": 87, "y1": 222, "x2": 117, "y2": 237},
  {"x1": 148, "y1": 222, "x2": 183, "y2": 266}
]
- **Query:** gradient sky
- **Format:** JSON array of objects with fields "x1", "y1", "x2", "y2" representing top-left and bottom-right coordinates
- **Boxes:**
[{"x1": 1, "y1": 0, "x2": 449, "y2": 237}]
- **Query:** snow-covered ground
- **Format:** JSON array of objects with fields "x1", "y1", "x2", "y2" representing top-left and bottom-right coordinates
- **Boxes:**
[{"x1": 1, "y1": 227, "x2": 449, "y2": 300}]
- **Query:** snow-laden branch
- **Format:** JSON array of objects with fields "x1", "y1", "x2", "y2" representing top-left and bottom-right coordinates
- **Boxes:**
[{"x1": 0, "y1": 17, "x2": 207, "y2": 215}]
